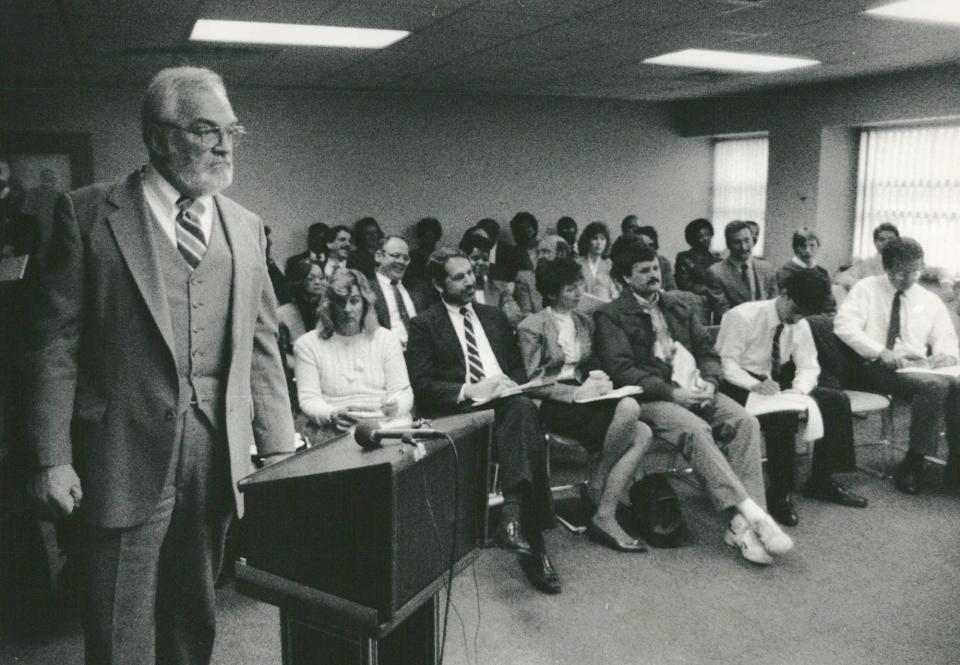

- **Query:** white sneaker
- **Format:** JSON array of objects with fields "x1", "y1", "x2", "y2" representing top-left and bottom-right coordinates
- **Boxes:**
[
  {"x1": 751, "y1": 515, "x2": 794, "y2": 556},
  {"x1": 725, "y1": 515, "x2": 773, "y2": 565}
]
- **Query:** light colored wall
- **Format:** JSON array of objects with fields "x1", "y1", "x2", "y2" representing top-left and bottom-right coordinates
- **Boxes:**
[
  {"x1": 671, "y1": 63, "x2": 960, "y2": 273},
  {"x1": 4, "y1": 87, "x2": 712, "y2": 266}
]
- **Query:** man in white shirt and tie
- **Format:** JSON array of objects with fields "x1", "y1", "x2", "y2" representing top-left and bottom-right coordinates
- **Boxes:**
[
  {"x1": 717, "y1": 271, "x2": 867, "y2": 527},
  {"x1": 406, "y1": 248, "x2": 560, "y2": 594},
  {"x1": 371, "y1": 236, "x2": 427, "y2": 348},
  {"x1": 834, "y1": 237, "x2": 960, "y2": 494}
]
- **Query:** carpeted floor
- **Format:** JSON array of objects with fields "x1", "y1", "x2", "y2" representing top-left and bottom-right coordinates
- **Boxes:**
[{"x1": 3, "y1": 428, "x2": 960, "y2": 665}]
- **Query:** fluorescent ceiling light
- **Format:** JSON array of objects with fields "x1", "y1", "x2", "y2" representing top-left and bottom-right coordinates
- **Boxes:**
[
  {"x1": 190, "y1": 19, "x2": 409, "y2": 49},
  {"x1": 643, "y1": 49, "x2": 820, "y2": 73},
  {"x1": 866, "y1": 0, "x2": 960, "y2": 25}
]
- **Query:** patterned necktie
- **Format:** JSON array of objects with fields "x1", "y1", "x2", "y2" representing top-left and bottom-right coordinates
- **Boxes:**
[
  {"x1": 175, "y1": 196, "x2": 207, "y2": 269},
  {"x1": 770, "y1": 323, "x2": 784, "y2": 382},
  {"x1": 391, "y1": 280, "x2": 411, "y2": 326},
  {"x1": 886, "y1": 290, "x2": 903, "y2": 350},
  {"x1": 460, "y1": 307, "x2": 485, "y2": 383}
]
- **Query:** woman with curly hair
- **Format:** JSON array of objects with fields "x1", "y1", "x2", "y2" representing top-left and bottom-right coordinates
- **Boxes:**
[
  {"x1": 293, "y1": 268, "x2": 412, "y2": 442},
  {"x1": 577, "y1": 221, "x2": 619, "y2": 301}
]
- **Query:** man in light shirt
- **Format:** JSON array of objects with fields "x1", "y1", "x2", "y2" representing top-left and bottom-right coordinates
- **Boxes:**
[
  {"x1": 406, "y1": 248, "x2": 560, "y2": 593},
  {"x1": 323, "y1": 224, "x2": 353, "y2": 278},
  {"x1": 717, "y1": 271, "x2": 867, "y2": 527},
  {"x1": 834, "y1": 222, "x2": 899, "y2": 294},
  {"x1": 834, "y1": 237, "x2": 960, "y2": 494},
  {"x1": 370, "y1": 235, "x2": 428, "y2": 348}
]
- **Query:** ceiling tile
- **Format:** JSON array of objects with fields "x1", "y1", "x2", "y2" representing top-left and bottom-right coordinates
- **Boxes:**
[{"x1": 197, "y1": 0, "x2": 337, "y2": 22}]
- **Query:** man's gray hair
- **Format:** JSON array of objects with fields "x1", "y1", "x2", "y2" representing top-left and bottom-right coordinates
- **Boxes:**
[{"x1": 140, "y1": 66, "x2": 227, "y2": 147}]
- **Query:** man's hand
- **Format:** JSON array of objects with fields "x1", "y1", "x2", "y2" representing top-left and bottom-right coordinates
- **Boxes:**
[
  {"x1": 877, "y1": 349, "x2": 900, "y2": 369},
  {"x1": 930, "y1": 353, "x2": 958, "y2": 369},
  {"x1": 574, "y1": 375, "x2": 612, "y2": 401},
  {"x1": 750, "y1": 378, "x2": 781, "y2": 395},
  {"x1": 32, "y1": 464, "x2": 82, "y2": 519},
  {"x1": 674, "y1": 388, "x2": 712, "y2": 409},
  {"x1": 463, "y1": 375, "x2": 513, "y2": 402}
]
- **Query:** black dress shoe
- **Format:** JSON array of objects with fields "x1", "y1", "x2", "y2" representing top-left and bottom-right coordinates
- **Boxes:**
[
  {"x1": 586, "y1": 519, "x2": 648, "y2": 553},
  {"x1": 804, "y1": 478, "x2": 868, "y2": 507},
  {"x1": 519, "y1": 552, "x2": 561, "y2": 594},
  {"x1": 766, "y1": 494, "x2": 799, "y2": 527},
  {"x1": 494, "y1": 519, "x2": 532, "y2": 554},
  {"x1": 894, "y1": 460, "x2": 922, "y2": 495}
]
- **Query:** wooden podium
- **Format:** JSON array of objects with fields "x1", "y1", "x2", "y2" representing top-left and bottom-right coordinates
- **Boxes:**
[{"x1": 235, "y1": 412, "x2": 492, "y2": 665}]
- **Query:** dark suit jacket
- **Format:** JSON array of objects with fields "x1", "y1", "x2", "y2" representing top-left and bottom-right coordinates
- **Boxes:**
[
  {"x1": 489, "y1": 241, "x2": 522, "y2": 283},
  {"x1": 705, "y1": 256, "x2": 778, "y2": 318},
  {"x1": 406, "y1": 301, "x2": 527, "y2": 417},
  {"x1": 371, "y1": 275, "x2": 431, "y2": 331},
  {"x1": 594, "y1": 289, "x2": 722, "y2": 402},
  {"x1": 27, "y1": 171, "x2": 295, "y2": 528}
]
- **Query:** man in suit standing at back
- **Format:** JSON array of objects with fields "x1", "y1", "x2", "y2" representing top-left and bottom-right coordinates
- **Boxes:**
[
  {"x1": 28, "y1": 66, "x2": 296, "y2": 665},
  {"x1": 406, "y1": 248, "x2": 560, "y2": 594},
  {"x1": 706, "y1": 220, "x2": 778, "y2": 319}
]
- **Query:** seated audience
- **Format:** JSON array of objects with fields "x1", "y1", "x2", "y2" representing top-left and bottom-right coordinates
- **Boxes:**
[
  {"x1": 406, "y1": 249, "x2": 560, "y2": 593},
  {"x1": 285, "y1": 220, "x2": 328, "y2": 277},
  {"x1": 405, "y1": 216, "x2": 442, "y2": 288},
  {"x1": 518, "y1": 258, "x2": 652, "y2": 551},
  {"x1": 744, "y1": 220, "x2": 762, "y2": 258},
  {"x1": 620, "y1": 213, "x2": 641, "y2": 239},
  {"x1": 516, "y1": 234, "x2": 570, "y2": 316},
  {"x1": 277, "y1": 257, "x2": 325, "y2": 371},
  {"x1": 594, "y1": 241, "x2": 793, "y2": 565},
  {"x1": 834, "y1": 237, "x2": 960, "y2": 494},
  {"x1": 459, "y1": 227, "x2": 523, "y2": 327},
  {"x1": 577, "y1": 221, "x2": 620, "y2": 302},
  {"x1": 716, "y1": 271, "x2": 866, "y2": 527},
  {"x1": 834, "y1": 222, "x2": 899, "y2": 294},
  {"x1": 509, "y1": 211, "x2": 540, "y2": 271},
  {"x1": 556, "y1": 216, "x2": 578, "y2": 249},
  {"x1": 478, "y1": 217, "x2": 522, "y2": 283},
  {"x1": 324, "y1": 225, "x2": 353, "y2": 278},
  {"x1": 294, "y1": 269, "x2": 413, "y2": 444},
  {"x1": 777, "y1": 227, "x2": 837, "y2": 314},
  {"x1": 635, "y1": 225, "x2": 677, "y2": 291},
  {"x1": 264, "y1": 225, "x2": 290, "y2": 305},
  {"x1": 674, "y1": 218, "x2": 720, "y2": 297},
  {"x1": 706, "y1": 220, "x2": 778, "y2": 319},
  {"x1": 348, "y1": 216, "x2": 383, "y2": 278},
  {"x1": 371, "y1": 236, "x2": 430, "y2": 348}
]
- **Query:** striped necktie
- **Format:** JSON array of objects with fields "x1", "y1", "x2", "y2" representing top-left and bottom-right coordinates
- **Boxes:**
[
  {"x1": 770, "y1": 323, "x2": 784, "y2": 382},
  {"x1": 175, "y1": 196, "x2": 207, "y2": 269},
  {"x1": 460, "y1": 307, "x2": 485, "y2": 383}
]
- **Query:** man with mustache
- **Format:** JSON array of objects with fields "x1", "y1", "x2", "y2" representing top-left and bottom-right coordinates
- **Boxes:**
[
  {"x1": 406, "y1": 248, "x2": 560, "y2": 593},
  {"x1": 27, "y1": 67, "x2": 295, "y2": 664},
  {"x1": 595, "y1": 240, "x2": 792, "y2": 565}
]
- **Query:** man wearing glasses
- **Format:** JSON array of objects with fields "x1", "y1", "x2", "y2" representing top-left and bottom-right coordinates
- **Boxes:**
[
  {"x1": 28, "y1": 67, "x2": 295, "y2": 664},
  {"x1": 371, "y1": 235, "x2": 430, "y2": 348},
  {"x1": 834, "y1": 237, "x2": 960, "y2": 495}
]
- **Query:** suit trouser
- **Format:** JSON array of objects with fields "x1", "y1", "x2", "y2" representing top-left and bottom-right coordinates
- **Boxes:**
[
  {"x1": 853, "y1": 362, "x2": 960, "y2": 458},
  {"x1": 78, "y1": 405, "x2": 234, "y2": 665},
  {"x1": 637, "y1": 393, "x2": 764, "y2": 512},
  {"x1": 486, "y1": 395, "x2": 553, "y2": 535},
  {"x1": 722, "y1": 384, "x2": 857, "y2": 498}
]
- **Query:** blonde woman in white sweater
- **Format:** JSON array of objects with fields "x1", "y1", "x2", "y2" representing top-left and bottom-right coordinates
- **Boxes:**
[{"x1": 294, "y1": 268, "x2": 413, "y2": 442}]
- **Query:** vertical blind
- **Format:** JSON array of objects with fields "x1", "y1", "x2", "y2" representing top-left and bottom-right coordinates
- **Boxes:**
[
  {"x1": 711, "y1": 136, "x2": 768, "y2": 253},
  {"x1": 855, "y1": 123, "x2": 960, "y2": 273}
]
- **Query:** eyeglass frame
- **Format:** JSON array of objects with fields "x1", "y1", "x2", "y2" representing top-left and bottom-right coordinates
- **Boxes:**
[{"x1": 154, "y1": 121, "x2": 247, "y2": 149}]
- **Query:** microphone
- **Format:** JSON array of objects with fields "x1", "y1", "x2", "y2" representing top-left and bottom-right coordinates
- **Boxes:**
[{"x1": 354, "y1": 421, "x2": 447, "y2": 450}]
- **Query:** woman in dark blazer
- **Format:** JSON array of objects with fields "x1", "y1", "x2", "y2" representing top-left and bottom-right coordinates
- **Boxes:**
[{"x1": 518, "y1": 258, "x2": 653, "y2": 551}]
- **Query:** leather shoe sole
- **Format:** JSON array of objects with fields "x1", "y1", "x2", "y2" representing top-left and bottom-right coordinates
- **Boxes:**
[
  {"x1": 519, "y1": 552, "x2": 561, "y2": 594},
  {"x1": 586, "y1": 520, "x2": 647, "y2": 553}
]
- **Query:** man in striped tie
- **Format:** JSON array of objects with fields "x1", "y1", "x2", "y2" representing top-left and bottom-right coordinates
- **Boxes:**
[
  {"x1": 28, "y1": 67, "x2": 295, "y2": 664},
  {"x1": 406, "y1": 248, "x2": 561, "y2": 594}
]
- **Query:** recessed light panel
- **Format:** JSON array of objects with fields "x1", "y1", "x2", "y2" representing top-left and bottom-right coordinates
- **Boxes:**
[
  {"x1": 190, "y1": 19, "x2": 410, "y2": 49},
  {"x1": 866, "y1": 1, "x2": 960, "y2": 25},
  {"x1": 643, "y1": 49, "x2": 820, "y2": 73}
]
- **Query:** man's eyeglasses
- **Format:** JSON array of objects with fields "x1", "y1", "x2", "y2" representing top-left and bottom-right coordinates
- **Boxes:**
[
  {"x1": 156, "y1": 121, "x2": 247, "y2": 149},
  {"x1": 888, "y1": 269, "x2": 922, "y2": 280}
]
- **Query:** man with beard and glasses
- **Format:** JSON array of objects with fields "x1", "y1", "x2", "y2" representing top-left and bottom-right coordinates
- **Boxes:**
[{"x1": 27, "y1": 67, "x2": 295, "y2": 664}]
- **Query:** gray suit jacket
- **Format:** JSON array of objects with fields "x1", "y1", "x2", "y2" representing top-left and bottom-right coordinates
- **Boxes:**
[
  {"x1": 705, "y1": 257, "x2": 778, "y2": 319},
  {"x1": 516, "y1": 308, "x2": 596, "y2": 403},
  {"x1": 28, "y1": 170, "x2": 295, "y2": 527}
]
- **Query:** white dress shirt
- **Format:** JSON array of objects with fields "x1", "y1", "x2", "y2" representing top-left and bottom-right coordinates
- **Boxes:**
[
  {"x1": 716, "y1": 299, "x2": 820, "y2": 395},
  {"x1": 444, "y1": 302, "x2": 505, "y2": 400},
  {"x1": 375, "y1": 272, "x2": 416, "y2": 346},
  {"x1": 141, "y1": 165, "x2": 213, "y2": 247},
  {"x1": 548, "y1": 307, "x2": 580, "y2": 380},
  {"x1": 324, "y1": 256, "x2": 347, "y2": 277},
  {"x1": 834, "y1": 275, "x2": 959, "y2": 360}
]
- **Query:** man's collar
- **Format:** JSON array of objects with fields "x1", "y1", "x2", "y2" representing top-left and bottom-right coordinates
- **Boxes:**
[
  {"x1": 792, "y1": 256, "x2": 814, "y2": 268},
  {"x1": 632, "y1": 290, "x2": 661, "y2": 309},
  {"x1": 375, "y1": 271, "x2": 400, "y2": 287},
  {"x1": 444, "y1": 299, "x2": 474, "y2": 316},
  {"x1": 142, "y1": 164, "x2": 211, "y2": 211},
  {"x1": 727, "y1": 255, "x2": 752, "y2": 268}
]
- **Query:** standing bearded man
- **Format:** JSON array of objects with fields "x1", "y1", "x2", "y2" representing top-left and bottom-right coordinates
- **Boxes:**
[{"x1": 27, "y1": 66, "x2": 295, "y2": 664}]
